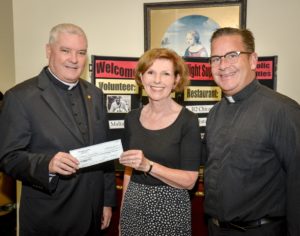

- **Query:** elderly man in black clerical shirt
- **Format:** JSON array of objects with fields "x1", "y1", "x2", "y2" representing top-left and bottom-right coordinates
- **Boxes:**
[{"x1": 0, "y1": 23, "x2": 116, "y2": 236}]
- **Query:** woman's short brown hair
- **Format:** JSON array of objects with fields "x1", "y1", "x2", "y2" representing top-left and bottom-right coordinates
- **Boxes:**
[{"x1": 135, "y1": 48, "x2": 190, "y2": 92}]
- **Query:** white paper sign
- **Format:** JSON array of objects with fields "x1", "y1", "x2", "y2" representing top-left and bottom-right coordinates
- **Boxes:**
[{"x1": 70, "y1": 139, "x2": 123, "y2": 168}]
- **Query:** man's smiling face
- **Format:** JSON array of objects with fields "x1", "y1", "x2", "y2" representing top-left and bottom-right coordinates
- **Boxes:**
[
  {"x1": 46, "y1": 32, "x2": 87, "y2": 83},
  {"x1": 210, "y1": 35, "x2": 257, "y2": 96}
]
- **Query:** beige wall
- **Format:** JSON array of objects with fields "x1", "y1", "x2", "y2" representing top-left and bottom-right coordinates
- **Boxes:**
[
  {"x1": 0, "y1": 0, "x2": 15, "y2": 94},
  {"x1": 9, "y1": 0, "x2": 300, "y2": 103},
  {"x1": 3, "y1": 1, "x2": 300, "y2": 235},
  {"x1": 247, "y1": 0, "x2": 300, "y2": 103}
]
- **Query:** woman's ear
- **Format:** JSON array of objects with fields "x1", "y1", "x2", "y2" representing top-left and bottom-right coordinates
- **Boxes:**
[{"x1": 173, "y1": 75, "x2": 180, "y2": 89}]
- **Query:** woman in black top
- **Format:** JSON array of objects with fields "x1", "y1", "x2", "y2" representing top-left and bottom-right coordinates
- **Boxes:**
[{"x1": 119, "y1": 48, "x2": 202, "y2": 235}]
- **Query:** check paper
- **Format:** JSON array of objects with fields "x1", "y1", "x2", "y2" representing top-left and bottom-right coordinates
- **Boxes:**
[{"x1": 70, "y1": 139, "x2": 123, "y2": 168}]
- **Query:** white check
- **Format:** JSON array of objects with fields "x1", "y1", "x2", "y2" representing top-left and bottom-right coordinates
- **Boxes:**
[{"x1": 70, "y1": 139, "x2": 123, "y2": 168}]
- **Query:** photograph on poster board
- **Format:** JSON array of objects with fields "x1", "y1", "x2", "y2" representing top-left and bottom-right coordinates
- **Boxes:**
[{"x1": 107, "y1": 95, "x2": 131, "y2": 113}]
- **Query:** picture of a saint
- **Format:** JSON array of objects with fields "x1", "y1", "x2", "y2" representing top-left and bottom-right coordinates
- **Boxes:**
[
  {"x1": 160, "y1": 15, "x2": 219, "y2": 57},
  {"x1": 184, "y1": 30, "x2": 208, "y2": 57}
]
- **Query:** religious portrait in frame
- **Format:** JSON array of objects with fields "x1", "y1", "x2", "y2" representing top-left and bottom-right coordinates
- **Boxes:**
[{"x1": 144, "y1": 0, "x2": 247, "y2": 57}]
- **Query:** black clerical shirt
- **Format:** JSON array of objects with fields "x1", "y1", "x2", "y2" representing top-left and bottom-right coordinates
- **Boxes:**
[{"x1": 45, "y1": 68, "x2": 89, "y2": 145}]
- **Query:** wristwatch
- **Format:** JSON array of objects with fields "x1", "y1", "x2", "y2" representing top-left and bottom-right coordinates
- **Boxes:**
[{"x1": 145, "y1": 161, "x2": 153, "y2": 175}]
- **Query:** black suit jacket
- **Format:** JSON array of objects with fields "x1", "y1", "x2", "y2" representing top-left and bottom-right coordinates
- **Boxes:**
[{"x1": 0, "y1": 68, "x2": 116, "y2": 235}]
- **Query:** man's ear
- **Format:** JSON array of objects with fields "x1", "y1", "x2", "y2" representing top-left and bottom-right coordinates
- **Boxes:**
[
  {"x1": 46, "y1": 44, "x2": 51, "y2": 59},
  {"x1": 250, "y1": 52, "x2": 258, "y2": 70}
]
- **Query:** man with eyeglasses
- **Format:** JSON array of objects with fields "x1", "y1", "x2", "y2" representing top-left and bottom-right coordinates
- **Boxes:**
[{"x1": 203, "y1": 27, "x2": 300, "y2": 236}]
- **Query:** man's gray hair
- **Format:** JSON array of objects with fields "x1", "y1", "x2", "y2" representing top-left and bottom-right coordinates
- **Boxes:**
[{"x1": 48, "y1": 23, "x2": 87, "y2": 45}]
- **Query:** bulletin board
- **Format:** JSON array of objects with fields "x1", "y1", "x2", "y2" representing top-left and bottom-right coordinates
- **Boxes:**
[{"x1": 91, "y1": 55, "x2": 277, "y2": 139}]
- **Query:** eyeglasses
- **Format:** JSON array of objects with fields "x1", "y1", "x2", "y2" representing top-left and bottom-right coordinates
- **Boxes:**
[{"x1": 209, "y1": 51, "x2": 252, "y2": 67}]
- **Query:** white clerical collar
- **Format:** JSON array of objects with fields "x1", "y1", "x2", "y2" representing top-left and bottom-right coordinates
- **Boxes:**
[
  {"x1": 48, "y1": 68, "x2": 78, "y2": 90},
  {"x1": 225, "y1": 96, "x2": 236, "y2": 103}
]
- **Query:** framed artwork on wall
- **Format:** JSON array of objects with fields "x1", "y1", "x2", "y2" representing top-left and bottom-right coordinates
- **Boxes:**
[{"x1": 144, "y1": 0, "x2": 247, "y2": 57}]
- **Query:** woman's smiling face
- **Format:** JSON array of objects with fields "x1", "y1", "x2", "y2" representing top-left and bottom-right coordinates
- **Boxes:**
[{"x1": 141, "y1": 58, "x2": 178, "y2": 101}]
